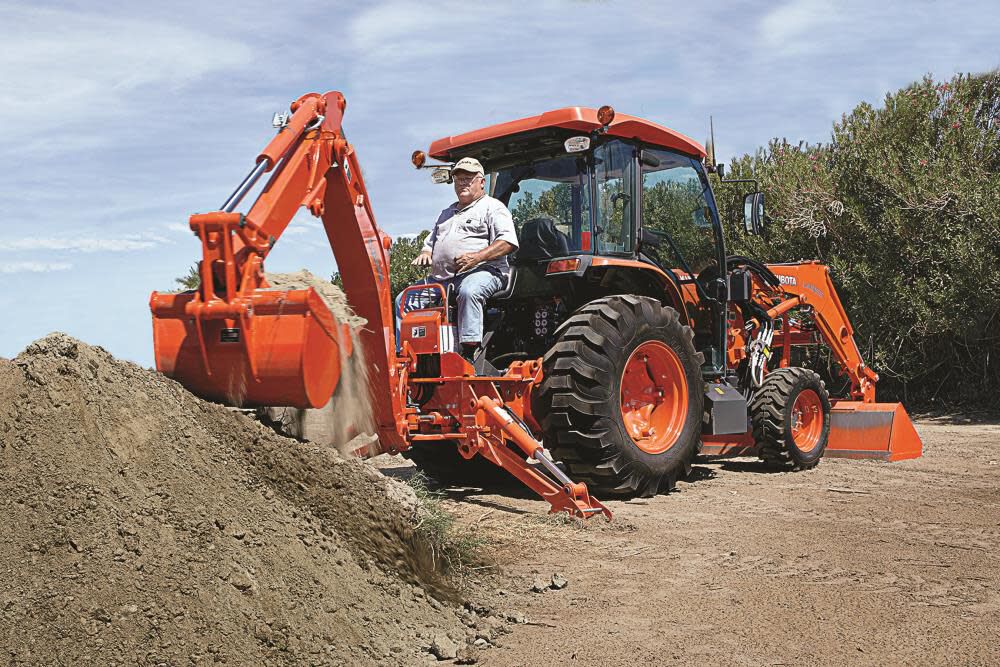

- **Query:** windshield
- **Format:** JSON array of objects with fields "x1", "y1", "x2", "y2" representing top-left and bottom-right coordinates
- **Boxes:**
[{"x1": 489, "y1": 154, "x2": 592, "y2": 259}]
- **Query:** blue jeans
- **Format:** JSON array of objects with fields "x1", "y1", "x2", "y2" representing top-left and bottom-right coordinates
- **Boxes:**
[{"x1": 395, "y1": 269, "x2": 504, "y2": 348}]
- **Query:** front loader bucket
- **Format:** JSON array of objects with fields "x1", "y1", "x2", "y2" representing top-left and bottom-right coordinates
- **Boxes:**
[
  {"x1": 150, "y1": 288, "x2": 349, "y2": 409},
  {"x1": 825, "y1": 401, "x2": 923, "y2": 461}
]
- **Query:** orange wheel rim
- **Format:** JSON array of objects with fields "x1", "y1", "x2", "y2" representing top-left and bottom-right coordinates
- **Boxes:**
[
  {"x1": 619, "y1": 341, "x2": 688, "y2": 454},
  {"x1": 791, "y1": 389, "x2": 823, "y2": 452}
]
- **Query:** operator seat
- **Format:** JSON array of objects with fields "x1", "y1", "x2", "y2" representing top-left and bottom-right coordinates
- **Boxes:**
[
  {"x1": 480, "y1": 217, "x2": 571, "y2": 364},
  {"x1": 514, "y1": 216, "x2": 570, "y2": 263},
  {"x1": 489, "y1": 265, "x2": 518, "y2": 301},
  {"x1": 491, "y1": 216, "x2": 568, "y2": 302}
]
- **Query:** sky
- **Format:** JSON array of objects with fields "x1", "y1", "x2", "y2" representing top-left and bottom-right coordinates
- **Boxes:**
[{"x1": 0, "y1": 0, "x2": 997, "y2": 366}]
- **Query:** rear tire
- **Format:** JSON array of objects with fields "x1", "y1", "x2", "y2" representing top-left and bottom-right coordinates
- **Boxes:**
[
  {"x1": 534, "y1": 295, "x2": 704, "y2": 497},
  {"x1": 751, "y1": 367, "x2": 831, "y2": 469}
]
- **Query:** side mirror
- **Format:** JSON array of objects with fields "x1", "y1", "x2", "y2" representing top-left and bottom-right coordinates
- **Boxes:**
[
  {"x1": 639, "y1": 149, "x2": 661, "y2": 168},
  {"x1": 716, "y1": 163, "x2": 725, "y2": 178},
  {"x1": 431, "y1": 167, "x2": 452, "y2": 184},
  {"x1": 743, "y1": 192, "x2": 765, "y2": 235}
]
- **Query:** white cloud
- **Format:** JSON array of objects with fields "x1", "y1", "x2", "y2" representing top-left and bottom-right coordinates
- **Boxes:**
[
  {"x1": 272, "y1": 213, "x2": 325, "y2": 237},
  {"x1": 758, "y1": 0, "x2": 844, "y2": 56},
  {"x1": 1, "y1": 234, "x2": 170, "y2": 253},
  {"x1": 349, "y1": 2, "x2": 478, "y2": 55},
  {"x1": 0, "y1": 5, "x2": 253, "y2": 146},
  {"x1": 0, "y1": 261, "x2": 72, "y2": 273}
]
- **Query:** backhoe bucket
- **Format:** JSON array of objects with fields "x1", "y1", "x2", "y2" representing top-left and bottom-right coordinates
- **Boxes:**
[
  {"x1": 825, "y1": 401, "x2": 923, "y2": 461},
  {"x1": 150, "y1": 288, "x2": 349, "y2": 409}
]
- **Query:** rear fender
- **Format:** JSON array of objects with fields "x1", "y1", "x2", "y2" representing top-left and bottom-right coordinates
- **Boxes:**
[{"x1": 585, "y1": 257, "x2": 690, "y2": 324}]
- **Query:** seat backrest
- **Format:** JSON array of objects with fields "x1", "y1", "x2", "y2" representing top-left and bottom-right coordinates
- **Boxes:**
[
  {"x1": 514, "y1": 216, "x2": 570, "y2": 263},
  {"x1": 489, "y1": 266, "x2": 518, "y2": 301}
]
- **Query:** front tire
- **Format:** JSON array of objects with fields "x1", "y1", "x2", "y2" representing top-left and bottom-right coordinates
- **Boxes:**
[
  {"x1": 751, "y1": 367, "x2": 831, "y2": 469},
  {"x1": 534, "y1": 295, "x2": 704, "y2": 497}
]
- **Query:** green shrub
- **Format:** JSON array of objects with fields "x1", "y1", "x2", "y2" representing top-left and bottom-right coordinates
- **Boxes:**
[
  {"x1": 406, "y1": 472, "x2": 486, "y2": 575},
  {"x1": 716, "y1": 71, "x2": 1000, "y2": 407},
  {"x1": 333, "y1": 230, "x2": 431, "y2": 301}
]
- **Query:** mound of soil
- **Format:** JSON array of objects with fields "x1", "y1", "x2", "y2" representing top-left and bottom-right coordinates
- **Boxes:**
[
  {"x1": 262, "y1": 271, "x2": 377, "y2": 455},
  {"x1": 0, "y1": 333, "x2": 468, "y2": 665}
]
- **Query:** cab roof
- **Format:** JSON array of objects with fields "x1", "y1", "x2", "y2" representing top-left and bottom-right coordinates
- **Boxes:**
[{"x1": 428, "y1": 107, "x2": 706, "y2": 161}]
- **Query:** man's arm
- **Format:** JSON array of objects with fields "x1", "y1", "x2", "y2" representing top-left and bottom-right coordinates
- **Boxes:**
[
  {"x1": 454, "y1": 240, "x2": 515, "y2": 273},
  {"x1": 412, "y1": 218, "x2": 441, "y2": 266}
]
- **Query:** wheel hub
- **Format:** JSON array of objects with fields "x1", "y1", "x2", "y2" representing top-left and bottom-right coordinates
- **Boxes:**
[
  {"x1": 790, "y1": 388, "x2": 823, "y2": 453},
  {"x1": 619, "y1": 340, "x2": 688, "y2": 454}
]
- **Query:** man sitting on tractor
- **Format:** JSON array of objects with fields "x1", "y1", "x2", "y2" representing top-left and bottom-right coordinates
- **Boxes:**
[{"x1": 401, "y1": 157, "x2": 518, "y2": 361}]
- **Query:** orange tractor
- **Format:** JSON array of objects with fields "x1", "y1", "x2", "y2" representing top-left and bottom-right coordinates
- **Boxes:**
[{"x1": 150, "y1": 91, "x2": 922, "y2": 519}]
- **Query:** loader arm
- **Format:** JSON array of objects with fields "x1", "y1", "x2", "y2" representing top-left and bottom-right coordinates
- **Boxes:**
[
  {"x1": 150, "y1": 91, "x2": 406, "y2": 449},
  {"x1": 706, "y1": 259, "x2": 922, "y2": 462},
  {"x1": 758, "y1": 262, "x2": 878, "y2": 402}
]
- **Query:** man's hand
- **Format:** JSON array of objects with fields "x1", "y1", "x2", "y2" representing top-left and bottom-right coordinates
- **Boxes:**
[
  {"x1": 454, "y1": 251, "x2": 483, "y2": 274},
  {"x1": 411, "y1": 250, "x2": 432, "y2": 267}
]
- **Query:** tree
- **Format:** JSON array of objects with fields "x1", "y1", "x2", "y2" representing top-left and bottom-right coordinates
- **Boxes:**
[
  {"x1": 511, "y1": 184, "x2": 575, "y2": 226},
  {"x1": 175, "y1": 264, "x2": 200, "y2": 290},
  {"x1": 332, "y1": 230, "x2": 432, "y2": 301},
  {"x1": 715, "y1": 70, "x2": 1000, "y2": 406}
]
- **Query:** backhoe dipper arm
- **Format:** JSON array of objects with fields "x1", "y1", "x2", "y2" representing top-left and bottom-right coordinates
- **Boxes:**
[
  {"x1": 763, "y1": 262, "x2": 879, "y2": 402},
  {"x1": 315, "y1": 95, "x2": 408, "y2": 448}
]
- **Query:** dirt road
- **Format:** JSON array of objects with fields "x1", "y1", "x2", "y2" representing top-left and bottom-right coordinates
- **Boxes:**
[{"x1": 379, "y1": 416, "x2": 999, "y2": 665}]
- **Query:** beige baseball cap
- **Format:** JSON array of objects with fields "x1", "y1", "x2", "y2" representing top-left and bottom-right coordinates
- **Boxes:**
[{"x1": 451, "y1": 157, "x2": 484, "y2": 176}]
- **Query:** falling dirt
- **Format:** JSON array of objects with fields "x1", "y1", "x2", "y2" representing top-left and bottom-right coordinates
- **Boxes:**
[
  {"x1": 261, "y1": 271, "x2": 376, "y2": 455},
  {"x1": 0, "y1": 333, "x2": 478, "y2": 665}
]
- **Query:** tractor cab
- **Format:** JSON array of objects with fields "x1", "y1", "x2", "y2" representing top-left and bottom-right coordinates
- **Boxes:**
[{"x1": 421, "y1": 107, "x2": 729, "y2": 376}]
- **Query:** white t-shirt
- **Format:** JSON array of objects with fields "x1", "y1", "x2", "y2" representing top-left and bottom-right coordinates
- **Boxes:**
[{"x1": 422, "y1": 195, "x2": 518, "y2": 281}]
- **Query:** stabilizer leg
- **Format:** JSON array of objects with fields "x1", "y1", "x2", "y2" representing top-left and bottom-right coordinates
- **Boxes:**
[{"x1": 471, "y1": 396, "x2": 612, "y2": 519}]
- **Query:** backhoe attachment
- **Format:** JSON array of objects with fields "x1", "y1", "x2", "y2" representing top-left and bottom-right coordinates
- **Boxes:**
[
  {"x1": 150, "y1": 92, "x2": 407, "y2": 459},
  {"x1": 150, "y1": 212, "x2": 351, "y2": 408},
  {"x1": 150, "y1": 93, "x2": 349, "y2": 409}
]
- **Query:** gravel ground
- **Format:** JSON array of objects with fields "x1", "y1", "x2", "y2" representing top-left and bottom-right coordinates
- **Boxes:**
[{"x1": 376, "y1": 415, "x2": 1000, "y2": 666}]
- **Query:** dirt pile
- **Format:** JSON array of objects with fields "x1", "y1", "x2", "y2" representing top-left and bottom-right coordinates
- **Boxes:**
[
  {"x1": 0, "y1": 333, "x2": 469, "y2": 665},
  {"x1": 262, "y1": 271, "x2": 376, "y2": 455}
]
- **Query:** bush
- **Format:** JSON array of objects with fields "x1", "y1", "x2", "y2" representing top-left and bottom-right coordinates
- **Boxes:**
[
  {"x1": 406, "y1": 472, "x2": 487, "y2": 576},
  {"x1": 716, "y1": 71, "x2": 1000, "y2": 407}
]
